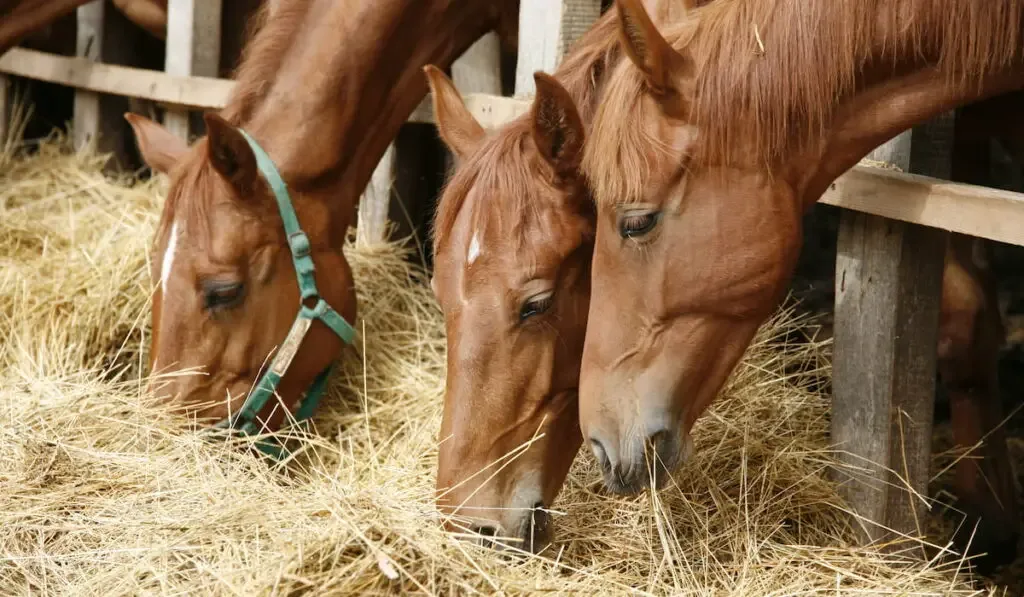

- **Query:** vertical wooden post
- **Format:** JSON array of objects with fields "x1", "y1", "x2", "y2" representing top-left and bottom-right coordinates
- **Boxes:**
[
  {"x1": 163, "y1": 0, "x2": 222, "y2": 142},
  {"x1": 73, "y1": 0, "x2": 138, "y2": 167},
  {"x1": 831, "y1": 115, "x2": 955, "y2": 547},
  {"x1": 357, "y1": 145, "x2": 396, "y2": 246},
  {"x1": 514, "y1": 0, "x2": 601, "y2": 95},
  {"x1": 451, "y1": 32, "x2": 503, "y2": 96},
  {"x1": 73, "y1": 0, "x2": 107, "y2": 152}
]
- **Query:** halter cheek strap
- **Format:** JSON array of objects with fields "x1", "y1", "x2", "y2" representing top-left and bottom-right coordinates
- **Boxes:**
[{"x1": 210, "y1": 128, "x2": 356, "y2": 459}]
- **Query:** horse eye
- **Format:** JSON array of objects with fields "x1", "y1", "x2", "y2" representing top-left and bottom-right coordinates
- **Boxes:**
[
  {"x1": 203, "y1": 281, "x2": 245, "y2": 310},
  {"x1": 519, "y1": 291, "x2": 554, "y2": 322},
  {"x1": 619, "y1": 210, "x2": 660, "y2": 239}
]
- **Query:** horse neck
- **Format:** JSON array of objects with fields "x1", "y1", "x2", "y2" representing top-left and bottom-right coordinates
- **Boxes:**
[
  {"x1": 224, "y1": 0, "x2": 510, "y2": 234},
  {"x1": 785, "y1": 0, "x2": 1024, "y2": 204}
]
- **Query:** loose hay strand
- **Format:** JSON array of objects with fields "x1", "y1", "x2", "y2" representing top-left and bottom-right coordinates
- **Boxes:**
[{"x1": 0, "y1": 132, "x2": 999, "y2": 595}]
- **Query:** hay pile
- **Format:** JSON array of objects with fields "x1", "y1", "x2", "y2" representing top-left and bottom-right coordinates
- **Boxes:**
[{"x1": 0, "y1": 130, "x2": 996, "y2": 595}]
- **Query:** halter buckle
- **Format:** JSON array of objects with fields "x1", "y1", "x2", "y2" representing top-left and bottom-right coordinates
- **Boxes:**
[{"x1": 288, "y1": 231, "x2": 312, "y2": 258}]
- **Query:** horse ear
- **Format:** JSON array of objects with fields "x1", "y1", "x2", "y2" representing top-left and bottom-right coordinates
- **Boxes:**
[
  {"x1": 530, "y1": 72, "x2": 585, "y2": 179},
  {"x1": 203, "y1": 112, "x2": 259, "y2": 196},
  {"x1": 124, "y1": 113, "x2": 188, "y2": 174},
  {"x1": 616, "y1": 0, "x2": 694, "y2": 100},
  {"x1": 423, "y1": 64, "x2": 486, "y2": 160}
]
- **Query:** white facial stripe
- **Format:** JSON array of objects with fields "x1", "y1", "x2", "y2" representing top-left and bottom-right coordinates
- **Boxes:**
[
  {"x1": 467, "y1": 231, "x2": 481, "y2": 265},
  {"x1": 161, "y1": 221, "x2": 179, "y2": 290}
]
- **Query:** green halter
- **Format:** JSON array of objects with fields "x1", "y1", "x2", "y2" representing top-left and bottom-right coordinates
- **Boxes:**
[{"x1": 210, "y1": 128, "x2": 356, "y2": 459}]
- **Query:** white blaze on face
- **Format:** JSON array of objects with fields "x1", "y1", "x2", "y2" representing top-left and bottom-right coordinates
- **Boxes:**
[
  {"x1": 161, "y1": 221, "x2": 179, "y2": 291},
  {"x1": 467, "y1": 231, "x2": 481, "y2": 265},
  {"x1": 459, "y1": 231, "x2": 482, "y2": 309}
]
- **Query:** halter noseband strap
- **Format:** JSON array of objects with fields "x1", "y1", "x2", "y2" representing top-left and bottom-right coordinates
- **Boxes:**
[{"x1": 211, "y1": 127, "x2": 356, "y2": 458}]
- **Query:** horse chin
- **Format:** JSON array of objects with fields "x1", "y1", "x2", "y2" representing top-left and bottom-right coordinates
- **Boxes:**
[{"x1": 440, "y1": 469, "x2": 556, "y2": 556}]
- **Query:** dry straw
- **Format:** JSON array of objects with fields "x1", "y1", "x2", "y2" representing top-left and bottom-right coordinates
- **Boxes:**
[{"x1": 0, "y1": 125, "x2": 999, "y2": 595}]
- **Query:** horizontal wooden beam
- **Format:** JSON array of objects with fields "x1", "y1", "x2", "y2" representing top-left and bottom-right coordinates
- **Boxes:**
[
  {"x1": 407, "y1": 88, "x2": 529, "y2": 129},
  {"x1": 7, "y1": 48, "x2": 1024, "y2": 247},
  {"x1": 819, "y1": 164, "x2": 1024, "y2": 247},
  {"x1": 0, "y1": 47, "x2": 531, "y2": 128},
  {"x1": 1, "y1": 47, "x2": 232, "y2": 110}
]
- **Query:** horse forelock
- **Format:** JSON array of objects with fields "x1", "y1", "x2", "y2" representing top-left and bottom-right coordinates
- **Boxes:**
[
  {"x1": 432, "y1": 8, "x2": 624, "y2": 260},
  {"x1": 583, "y1": 0, "x2": 1024, "y2": 207},
  {"x1": 433, "y1": 122, "x2": 559, "y2": 259},
  {"x1": 582, "y1": 62, "x2": 679, "y2": 208},
  {"x1": 155, "y1": 144, "x2": 219, "y2": 265}
]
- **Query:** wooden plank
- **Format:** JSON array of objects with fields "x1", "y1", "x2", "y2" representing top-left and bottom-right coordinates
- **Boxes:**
[
  {"x1": 514, "y1": 0, "x2": 601, "y2": 94},
  {"x1": 831, "y1": 116, "x2": 954, "y2": 547},
  {"x1": 72, "y1": 0, "x2": 139, "y2": 167},
  {"x1": 163, "y1": 0, "x2": 222, "y2": 141},
  {"x1": 0, "y1": 48, "x2": 532, "y2": 127},
  {"x1": 819, "y1": 165, "x2": 1024, "y2": 247},
  {"x1": 409, "y1": 90, "x2": 528, "y2": 128},
  {"x1": 357, "y1": 144, "x2": 395, "y2": 246},
  {"x1": 73, "y1": 0, "x2": 106, "y2": 152},
  {"x1": 0, "y1": 47, "x2": 234, "y2": 109},
  {"x1": 831, "y1": 212, "x2": 947, "y2": 544},
  {"x1": 451, "y1": 31, "x2": 503, "y2": 96}
]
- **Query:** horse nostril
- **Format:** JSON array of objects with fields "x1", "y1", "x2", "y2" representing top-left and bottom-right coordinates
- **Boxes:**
[
  {"x1": 647, "y1": 428, "x2": 670, "y2": 452},
  {"x1": 471, "y1": 523, "x2": 499, "y2": 549},
  {"x1": 641, "y1": 427, "x2": 681, "y2": 490},
  {"x1": 644, "y1": 428, "x2": 674, "y2": 466},
  {"x1": 531, "y1": 501, "x2": 550, "y2": 530},
  {"x1": 590, "y1": 437, "x2": 611, "y2": 473},
  {"x1": 473, "y1": 524, "x2": 498, "y2": 538},
  {"x1": 526, "y1": 502, "x2": 553, "y2": 553}
]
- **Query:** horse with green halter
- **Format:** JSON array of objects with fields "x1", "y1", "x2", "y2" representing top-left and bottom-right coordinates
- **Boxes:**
[{"x1": 210, "y1": 128, "x2": 357, "y2": 459}]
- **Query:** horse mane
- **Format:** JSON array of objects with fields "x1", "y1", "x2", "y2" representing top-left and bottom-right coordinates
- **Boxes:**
[
  {"x1": 434, "y1": 130, "x2": 554, "y2": 254},
  {"x1": 432, "y1": 8, "x2": 621, "y2": 254},
  {"x1": 584, "y1": 0, "x2": 1024, "y2": 205},
  {"x1": 220, "y1": 0, "x2": 313, "y2": 125}
]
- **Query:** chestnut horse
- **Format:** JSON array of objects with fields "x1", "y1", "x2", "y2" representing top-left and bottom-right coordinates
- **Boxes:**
[
  {"x1": 122, "y1": 0, "x2": 517, "y2": 434},
  {"x1": 423, "y1": 0, "x2": 703, "y2": 553},
  {"x1": 578, "y1": 0, "x2": 1023, "y2": 560},
  {"x1": 423, "y1": 10, "x2": 620, "y2": 553}
]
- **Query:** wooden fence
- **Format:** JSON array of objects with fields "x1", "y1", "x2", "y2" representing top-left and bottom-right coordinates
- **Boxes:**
[{"x1": 4, "y1": 0, "x2": 1024, "y2": 550}]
